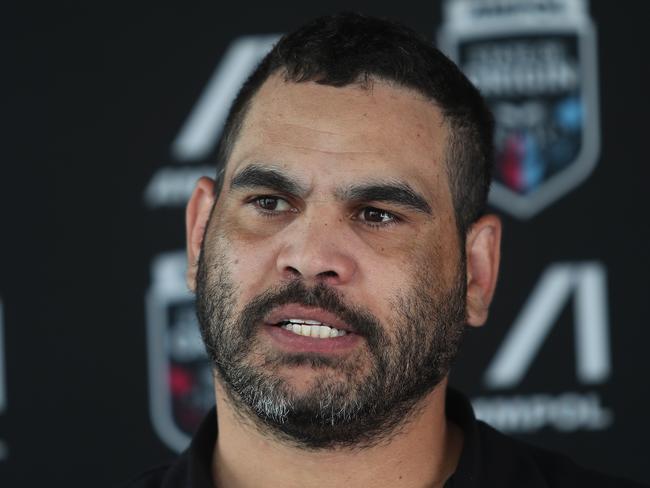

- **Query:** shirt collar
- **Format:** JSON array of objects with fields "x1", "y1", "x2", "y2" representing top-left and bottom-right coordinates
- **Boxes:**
[
  {"x1": 444, "y1": 387, "x2": 482, "y2": 487},
  {"x1": 184, "y1": 408, "x2": 218, "y2": 487}
]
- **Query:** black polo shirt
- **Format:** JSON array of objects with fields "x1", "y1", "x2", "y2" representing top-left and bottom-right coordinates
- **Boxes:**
[{"x1": 121, "y1": 389, "x2": 646, "y2": 487}]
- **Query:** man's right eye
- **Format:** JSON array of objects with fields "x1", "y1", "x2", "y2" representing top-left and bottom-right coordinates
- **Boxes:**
[{"x1": 252, "y1": 196, "x2": 293, "y2": 212}]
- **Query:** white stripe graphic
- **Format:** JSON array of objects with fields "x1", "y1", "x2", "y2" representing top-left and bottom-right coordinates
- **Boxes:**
[{"x1": 172, "y1": 35, "x2": 280, "y2": 161}]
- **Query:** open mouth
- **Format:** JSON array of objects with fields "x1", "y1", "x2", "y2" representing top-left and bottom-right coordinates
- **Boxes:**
[{"x1": 274, "y1": 319, "x2": 348, "y2": 339}]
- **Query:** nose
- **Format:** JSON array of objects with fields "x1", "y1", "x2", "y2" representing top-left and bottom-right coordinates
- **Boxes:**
[{"x1": 275, "y1": 215, "x2": 358, "y2": 286}]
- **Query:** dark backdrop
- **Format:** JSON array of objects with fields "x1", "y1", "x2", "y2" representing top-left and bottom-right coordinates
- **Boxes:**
[{"x1": 2, "y1": 1, "x2": 649, "y2": 486}]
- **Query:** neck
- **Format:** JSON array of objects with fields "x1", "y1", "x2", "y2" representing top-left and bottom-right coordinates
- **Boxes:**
[{"x1": 211, "y1": 379, "x2": 463, "y2": 488}]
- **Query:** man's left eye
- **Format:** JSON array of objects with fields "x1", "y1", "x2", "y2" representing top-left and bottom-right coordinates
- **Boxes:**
[
  {"x1": 357, "y1": 207, "x2": 396, "y2": 224},
  {"x1": 253, "y1": 196, "x2": 292, "y2": 212}
]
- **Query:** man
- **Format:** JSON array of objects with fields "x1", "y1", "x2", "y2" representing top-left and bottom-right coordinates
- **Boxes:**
[{"x1": 125, "y1": 12, "x2": 645, "y2": 488}]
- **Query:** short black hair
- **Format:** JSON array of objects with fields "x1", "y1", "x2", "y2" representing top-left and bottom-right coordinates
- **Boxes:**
[{"x1": 214, "y1": 12, "x2": 494, "y2": 237}]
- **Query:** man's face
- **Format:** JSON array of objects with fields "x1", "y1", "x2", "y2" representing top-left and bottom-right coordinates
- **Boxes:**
[{"x1": 195, "y1": 74, "x2": 467, "y2": 448}]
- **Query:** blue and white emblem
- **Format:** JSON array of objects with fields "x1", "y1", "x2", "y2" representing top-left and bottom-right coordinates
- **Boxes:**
[{"x1": 439, "y1": 0, "x2": 600, "y2": 218}]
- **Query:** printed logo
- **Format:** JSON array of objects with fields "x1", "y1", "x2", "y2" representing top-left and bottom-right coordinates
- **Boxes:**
[
  {"x1": 473, "y1": 261, "x2": 614, "y2": 433},
  {"x1": 146, "y1": 252, "x2": 212, "y2": 452},
  {"x1": 484, "y1": 262, "x2": 610, "y2": 389},
  {"x1": 172, "y1": 34, "x2": 281, "y2": 163},
  {"x1": 439, "y1": 0, "x2": 600, "y2": 218}
]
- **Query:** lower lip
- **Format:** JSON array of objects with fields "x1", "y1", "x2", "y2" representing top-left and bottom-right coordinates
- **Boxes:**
[{"x1": 263, "y1": 324, "x2": 362, "y2": 353}]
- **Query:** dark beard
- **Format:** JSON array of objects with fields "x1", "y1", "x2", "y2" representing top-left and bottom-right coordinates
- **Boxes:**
[{"x1": 195, "y1": 247, "x2": 467, "y2": 449}]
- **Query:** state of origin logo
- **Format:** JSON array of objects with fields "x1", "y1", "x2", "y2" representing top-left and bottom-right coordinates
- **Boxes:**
[{"x1": 439, "y1": 0, "x2": 600, "y2": 218}]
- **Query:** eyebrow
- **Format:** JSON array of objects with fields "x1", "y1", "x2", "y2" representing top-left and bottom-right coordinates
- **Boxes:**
[
  {"x1": 229, "y1": 164, "x2": 309, "y2": 197},
  {"x1": 337, "y1": 181, "x2": 432, "y2": 215},
  {"x1": 230, "y1": 164, "x2": 432, "y2": 215}
]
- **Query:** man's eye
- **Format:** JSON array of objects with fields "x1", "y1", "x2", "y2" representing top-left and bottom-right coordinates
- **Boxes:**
[
  {"x1": 358, "y1": 207, "x2": 396, "y2": 224},
  {"x1": 253, "y1": 196, "x2": 292, "y2": 212}
]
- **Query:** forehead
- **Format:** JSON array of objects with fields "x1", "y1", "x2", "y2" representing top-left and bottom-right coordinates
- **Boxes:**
[{"x1": 226, "y1": 74, "x2": 451, "y2": 203}]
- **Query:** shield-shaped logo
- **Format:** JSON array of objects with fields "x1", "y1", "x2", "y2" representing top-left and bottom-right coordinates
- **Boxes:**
[
  {"x1": 438, "y1": 0, "x2": 600, "y2": 219},
  {"x1": 146, "y1": 251, "x2": 213, "y2": 452}
]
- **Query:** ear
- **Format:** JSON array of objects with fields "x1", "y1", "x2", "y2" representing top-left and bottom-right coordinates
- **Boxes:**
[
  {"x1": 186, "y1": 177, "x2": 216, "y2": 292},
  {"x1": 465, "y1": 214, "x2": 501, "y2": 327}
]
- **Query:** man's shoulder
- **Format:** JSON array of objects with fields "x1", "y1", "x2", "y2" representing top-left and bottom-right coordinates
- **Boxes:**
[
  {"x1": 116, "y1": 464, "x2": 170, "y2": 488},
  {"x1": 474, "y1": 420, "x2": 646, "y2": 487},
  {"x1": 116, "y1": 409, "x2": 217, "y2": 488},
  {"x1": 116, "y1": 454, "x2": 196, "y2": 488}
]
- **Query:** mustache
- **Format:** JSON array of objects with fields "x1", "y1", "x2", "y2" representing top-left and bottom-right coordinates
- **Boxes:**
[{"x1": 238, "y1": 280, "x2": 385, "y2": 345}]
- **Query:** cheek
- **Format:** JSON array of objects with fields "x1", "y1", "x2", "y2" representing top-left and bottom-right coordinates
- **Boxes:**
[
  {"x1": 208, "y1": 216, "x2": 283, "y2": 304},
  {"x1": 421, "y1": 235, "x2": 462, "y2": 288},
  {"x1": 389, "y1": 224, "x2": 461, "y2": 292},
  {"x1": 229, "y1": 239, "x2": 275, "y2": 279}
]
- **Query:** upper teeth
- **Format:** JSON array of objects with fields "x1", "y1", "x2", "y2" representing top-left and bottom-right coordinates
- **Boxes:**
[{"x1": 280, "y1": 319, "x2": 346, "y2": 338}]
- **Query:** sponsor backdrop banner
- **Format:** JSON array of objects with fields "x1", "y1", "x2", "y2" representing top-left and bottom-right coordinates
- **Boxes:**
[{"x1": 3, "y1": 0, "x2": 649, "y2": 486}]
